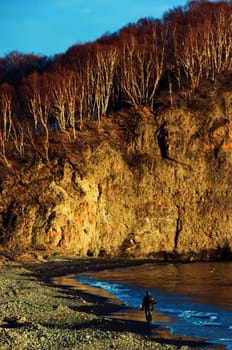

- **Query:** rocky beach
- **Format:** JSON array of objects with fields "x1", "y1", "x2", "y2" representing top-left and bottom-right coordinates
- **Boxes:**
[{"x1": 0, "y1": 253, "x2": 219, "y2": 350}]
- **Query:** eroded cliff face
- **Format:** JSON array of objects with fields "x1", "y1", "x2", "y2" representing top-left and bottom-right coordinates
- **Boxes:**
[{"x1": 1, "y1": 80, "x2": 232, "y2": 260}]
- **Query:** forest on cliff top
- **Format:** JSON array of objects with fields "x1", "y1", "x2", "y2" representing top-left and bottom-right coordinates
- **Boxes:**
[{"x1": 0, "y1": 0, "x2": 231, "y2": 166}]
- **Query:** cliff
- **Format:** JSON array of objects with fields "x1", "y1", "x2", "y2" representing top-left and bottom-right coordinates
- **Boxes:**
[{"x1": 1, "y1": 74, "x2": 232, "y2": 261}]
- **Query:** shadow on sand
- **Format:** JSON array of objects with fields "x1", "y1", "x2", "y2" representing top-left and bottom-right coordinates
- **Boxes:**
[{"x1": 22, "y1": 259, "x2": 218, "y2": 349}]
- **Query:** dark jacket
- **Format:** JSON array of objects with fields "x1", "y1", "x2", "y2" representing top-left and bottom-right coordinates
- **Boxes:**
[{"x1": 142, "y1": 293, "x2": 157, "y2": 311}]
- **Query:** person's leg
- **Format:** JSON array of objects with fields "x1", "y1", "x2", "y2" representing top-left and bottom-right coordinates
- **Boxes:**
[{"x1": 145, "y1": 308, "x2": 152, "y2": 322}]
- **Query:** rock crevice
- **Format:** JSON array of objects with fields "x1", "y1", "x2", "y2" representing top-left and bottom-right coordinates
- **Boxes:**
[{"x1": 1, "y1": 93, "x2": 232, "y2": 260}]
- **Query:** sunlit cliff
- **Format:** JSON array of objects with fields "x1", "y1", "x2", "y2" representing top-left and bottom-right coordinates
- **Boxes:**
[
  {"x1": 1, "y1": 73, "x2": 232, "y2": 260},
  {"x1": 0, "y1": 1, "x2": 232, "y2": 261}
]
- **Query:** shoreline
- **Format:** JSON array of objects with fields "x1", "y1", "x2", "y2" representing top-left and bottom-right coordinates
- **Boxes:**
[
  {"x1": 52, "y1": 273, "x2": 216, "y2": 349},
  {"x1": 0, "y1": 255, "x2": 223, "y2": 349}
]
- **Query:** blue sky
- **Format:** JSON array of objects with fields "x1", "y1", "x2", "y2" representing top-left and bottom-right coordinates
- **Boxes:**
[{"x1": 1, "y1": 0, "x2": 188, "y2": 58}]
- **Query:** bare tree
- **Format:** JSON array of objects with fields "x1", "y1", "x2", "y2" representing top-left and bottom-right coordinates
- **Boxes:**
[
  {"x1": 94, "y1": 45, "x2": 119, "y2": 125},
  {"x1": 0, "y1": 83, "x2": 14, "y2": 166},
  {"x1": 119, "y1": 20, "x2": 166, "y2": 109},
  {"x1": 168, "y1": 1, "x2": 232, "y2": 89},
  {"x1": 175, "y1": 24, "x2": 205, "y2": 92},
  {"x1": 65, "y1": 70, "x2": 78, "y2": 138},
  {"x1": 11, "y1": 121, "x2": 25, "y2": 158},
  {"x1": 24, "y1": 72, "x2": 50, "y2": 160},
  {"x1": 75, "y1": 73, "x2": 85, "y2": 130},
  {"x1": 208, "y1": 2, "x2": 232, "y2": 77},
  {"x1": 50, "y1": 73, "x2": 67, "y2": 133}
]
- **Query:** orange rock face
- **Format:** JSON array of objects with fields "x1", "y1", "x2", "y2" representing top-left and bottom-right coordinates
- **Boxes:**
[{"x1": 1, "y1": 89, "x2": 232, "y2": 261}]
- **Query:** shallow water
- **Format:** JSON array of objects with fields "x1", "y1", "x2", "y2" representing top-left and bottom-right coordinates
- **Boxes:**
[{"x1": 76, "y1": 262, "x2": 232, "y2": 349}]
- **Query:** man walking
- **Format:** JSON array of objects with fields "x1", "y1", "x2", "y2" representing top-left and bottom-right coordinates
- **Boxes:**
[{"x1": 141, "y1": 291, "x2": 157, "y2": 323}]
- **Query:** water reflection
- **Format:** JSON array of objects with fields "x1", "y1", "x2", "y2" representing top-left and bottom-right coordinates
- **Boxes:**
[
  {"x1": 53, "y1": 273, "x2": 209, "y2": 347},
  {"x1": 87, "y1": 262, "x2": 232, "y2": 311},
  {"x1": 53, "y1": 262, "x2": 232, "y2": 349}
]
